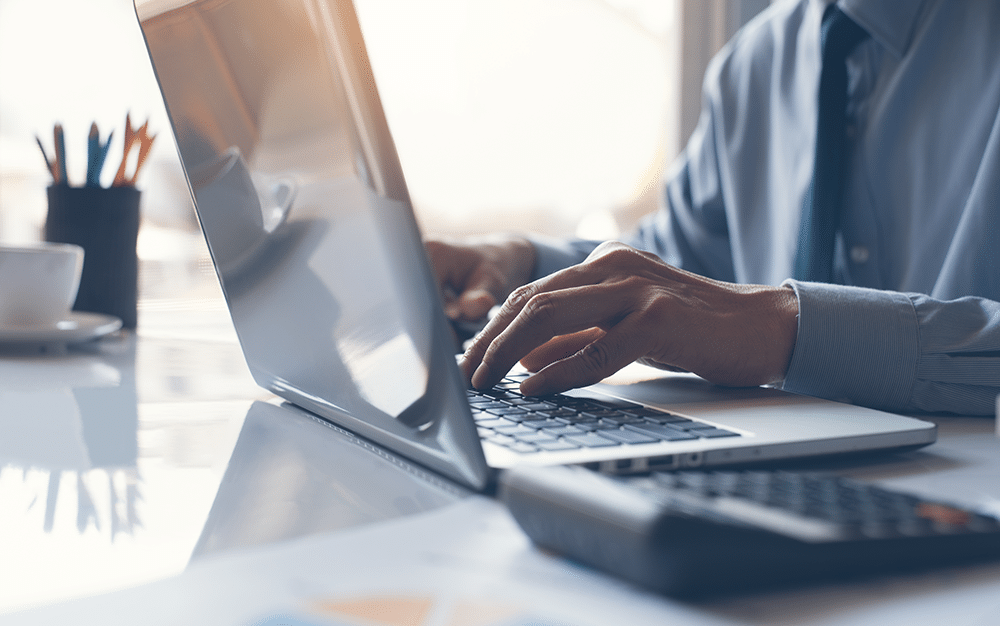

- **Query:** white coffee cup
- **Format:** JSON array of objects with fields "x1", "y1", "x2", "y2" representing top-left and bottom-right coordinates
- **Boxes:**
[{"x1": 0, "y1": 243, "x2": 84, "y2": 328}]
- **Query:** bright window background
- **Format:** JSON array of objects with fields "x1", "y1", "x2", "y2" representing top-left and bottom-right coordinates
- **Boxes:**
[
  {"x1": 0, "y1": 0, "x2": 679, "y2": 249},
  {"x1": 356, "y1": 0, "x2": 678, "y2": 239}
]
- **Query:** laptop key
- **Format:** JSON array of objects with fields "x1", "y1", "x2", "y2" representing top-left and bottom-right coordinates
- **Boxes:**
[
  {"x1": 580, "y1": 409, "x2": 625, "y2": 418},
  {"x1": 516, "y1": 431, "x2": 561, "y2": 443},
  {"x1": 522, "y1": 418, "x2": 564, "y2": 430},
  {"x1": 596, "y1": 428, "x2": 661, "y2": 445},
  {"x1": 486, "y1": 433, "x2": 516, "y2": 446},
  {"x1": 595, "y1": 415, "x2": 644, "y2": 426},
  {"x1": 534, "y1": 439, "x2": 580, "y2": 451},
  {"x1": 540, "y1": 425, "x2": 587, "y2": 437},
  {"x1": 590, "y1": 398, "x2": 643, "y2": 410},
  {"x1": 506, "y1": 397, "x2": 541, "y2": 406},
  {"x1": 564, "y1": 432, "x2": 621, "y2": 448},
  {"x1": 470, "y1": 400, "x2": 510, "y2": 410},
  {"x1": 690, "y1": 427, "x2": 740, "y2": 438},
  {"x1": 485, "y1": 407, "x2": 531, "y2": 417},
  {"x1": 625, "y1": 423, "x2": 699, "y2": 441},
  {"x1": 474, "y1": 418, "x2": 511, "y2": 429},
  {"x1": 629, "y1": 407, "x2": 678, "y2": 419},
  {"x1": 521, "y1": 402, "x2": 559, "y2": 412},
  {"x1": 494, "y1": 424, "x2": 539, "y2": 436},
  {"x1": 650, "y1": 415, "x2": 695, "y2": 425}
]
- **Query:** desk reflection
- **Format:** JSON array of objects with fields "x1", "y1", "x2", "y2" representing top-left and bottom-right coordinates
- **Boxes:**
[
  {"x1": 192, "y1": 401, "x2": 469, "y2": 559},
  {"x1": 0, "y1": 338, "x2": 139, "y2": 538}
]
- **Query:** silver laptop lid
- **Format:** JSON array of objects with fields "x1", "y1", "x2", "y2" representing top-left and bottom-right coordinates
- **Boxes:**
[{"x1": 135, "y1": 0, "x2": 490, "y2": 489}]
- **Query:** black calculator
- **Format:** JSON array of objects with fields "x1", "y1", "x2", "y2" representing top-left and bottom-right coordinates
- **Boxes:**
[{"x1": 499, "y1": 465, "x2": 1000, "y2": 597}]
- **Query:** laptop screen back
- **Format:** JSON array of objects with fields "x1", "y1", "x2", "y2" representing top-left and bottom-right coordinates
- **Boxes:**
[{"x1": 135, "y1": 0, "x2": 489, "y2": 489}]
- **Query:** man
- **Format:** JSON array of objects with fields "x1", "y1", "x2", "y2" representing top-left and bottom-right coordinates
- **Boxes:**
[{"x1": 427, "y1": 0, "x2": 1000, "y2": 416}]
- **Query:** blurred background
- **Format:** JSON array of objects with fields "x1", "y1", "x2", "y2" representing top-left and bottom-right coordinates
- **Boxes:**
[
  {"x1": 0, "y1": 0, "x2": 769, "y2": 610},
  {"x1": 0, "y1": 0, "x2": 769, "y2": 290}
]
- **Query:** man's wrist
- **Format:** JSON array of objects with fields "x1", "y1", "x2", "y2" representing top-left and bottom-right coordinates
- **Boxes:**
[
  {"x1": 504, "y1": 236, "x2": 537, "y2": 289},
  {"x1": 773, "y1": 284, "x2": 800, "y2": 384}
]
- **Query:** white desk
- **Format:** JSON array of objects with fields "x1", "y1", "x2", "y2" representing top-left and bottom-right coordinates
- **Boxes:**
[{"x1": 1, "y1": 277, "x2": 999, "y2": 625}]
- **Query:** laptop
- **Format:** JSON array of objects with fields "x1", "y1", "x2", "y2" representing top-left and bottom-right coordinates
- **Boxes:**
[{"x1": 133, "y1": 0, "x2": 935, "y2": 491}]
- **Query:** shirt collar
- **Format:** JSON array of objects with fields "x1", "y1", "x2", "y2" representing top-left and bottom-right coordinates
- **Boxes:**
[{"x1": 813, "y1": 0, "x2": 926, "y2": 58}]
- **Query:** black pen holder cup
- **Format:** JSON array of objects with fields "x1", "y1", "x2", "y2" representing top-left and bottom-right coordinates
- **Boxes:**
[{"x1": 45, "y1": 185, "x2": 141, "y2": 329}]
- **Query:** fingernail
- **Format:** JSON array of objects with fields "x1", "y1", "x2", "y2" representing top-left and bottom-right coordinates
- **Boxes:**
[
  {"x1": 471, "y1": 364, "x2": 487, "y2": 389},
  {"x1": 520, "y1": 372, "x2": 545, "y2": 397}
]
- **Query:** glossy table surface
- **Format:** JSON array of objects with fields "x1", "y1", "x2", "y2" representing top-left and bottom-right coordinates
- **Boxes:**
[
  {"x1": 1, "y1": 261, "x2": 998, "y2": 623},
  {"x1": 0, "y1": 266, "x2": 467, "y2": 615}
]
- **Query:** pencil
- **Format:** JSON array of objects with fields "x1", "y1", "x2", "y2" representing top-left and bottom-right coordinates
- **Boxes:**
[
  {"x1": 86, "y1": 123, "x2": 100, "y2": 187},
  {"x1": 35, "y1": 135, "x2": 56, "y2": 181}
]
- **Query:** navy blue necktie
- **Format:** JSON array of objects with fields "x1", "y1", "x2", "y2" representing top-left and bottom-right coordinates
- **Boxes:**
[{"x1": 793, "y1": 6, "x2": 869, "y2": 282}]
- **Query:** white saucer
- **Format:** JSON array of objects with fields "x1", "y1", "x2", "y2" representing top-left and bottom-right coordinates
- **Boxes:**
[{"x1": 0, "y1": 312, "x2": 123, "y2": 345}]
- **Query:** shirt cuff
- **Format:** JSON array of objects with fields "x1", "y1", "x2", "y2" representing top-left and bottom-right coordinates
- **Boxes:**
[
  {"x1": 524, "y1": 234, "x2": 601, "y2": 281},
  {"x1": 780, "y1": 280, "x2": 920, "y2": 411}
]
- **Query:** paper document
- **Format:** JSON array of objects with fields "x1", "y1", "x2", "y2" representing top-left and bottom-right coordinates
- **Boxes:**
[{"x1": 1, "y1": 497, "x2": 714, "y2": 626}]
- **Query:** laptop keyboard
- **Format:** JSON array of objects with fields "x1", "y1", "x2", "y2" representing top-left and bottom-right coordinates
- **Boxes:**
[{"x1": 468, "y1": 373, "x2": 741, "y2": 454}]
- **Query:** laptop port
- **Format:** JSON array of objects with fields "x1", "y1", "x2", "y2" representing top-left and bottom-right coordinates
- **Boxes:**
[
  {"x1": 684, "y1": 452, "x2": 703, "y2": 467},
  {"x1": 646, "y1": 455, "x2": 677, "y2": 470}
]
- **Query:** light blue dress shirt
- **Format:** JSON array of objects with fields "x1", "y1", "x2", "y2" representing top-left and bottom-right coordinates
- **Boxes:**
[{"x1": 530, "y1": 0, "x2": 1000, "y2": 416}]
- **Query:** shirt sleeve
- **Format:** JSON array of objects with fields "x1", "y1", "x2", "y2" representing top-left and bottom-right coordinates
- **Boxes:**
[
  {"x1": 525, "y1": 234, "x2": 601, "y2": 281},
  {"x1": 782, "y1": 280, "x2": 1000, "y2": 416}
]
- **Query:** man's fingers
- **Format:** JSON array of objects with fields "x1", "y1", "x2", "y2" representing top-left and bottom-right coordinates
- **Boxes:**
[
  {"x1": 465, "y1": 282, "x2": 626, "y2": 389},
  {"x1": 444, "y1": 288, "x2": 495, "y2": 321},
  {"x1": 426, "y1": 240, "x2": 501, "y2": 321},
  {"x1": 519, "y1": 316, "x2": 645, "y2": 396},
  {"x1": 459, "y1": 250, "x2": 656, "y2": 388},
  {"x1": 456, "y1": 288, "x2": 495, "y2": 320},
  {"x1": 519, "y1": 328, "x2": 605, "y2": 373}
]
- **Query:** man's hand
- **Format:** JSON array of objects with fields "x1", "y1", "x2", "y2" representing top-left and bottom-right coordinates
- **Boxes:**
[
  {"x1": 459, "y1": 242, "x2": 799, "y2": 396},
  {"x1": 425, "y1": 235, "x2": 536, "y2": 322}
]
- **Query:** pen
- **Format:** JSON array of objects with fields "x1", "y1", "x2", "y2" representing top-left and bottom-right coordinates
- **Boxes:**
[
  {"x1": 85, "y1": 123, "x2": 113, "y2": 187},
  {"x1": 97, "y1": 130, "x2": 113, "y2": 186},
  {"x1": 53, "y1": 124, "x2": 67, "y2": 185}
]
